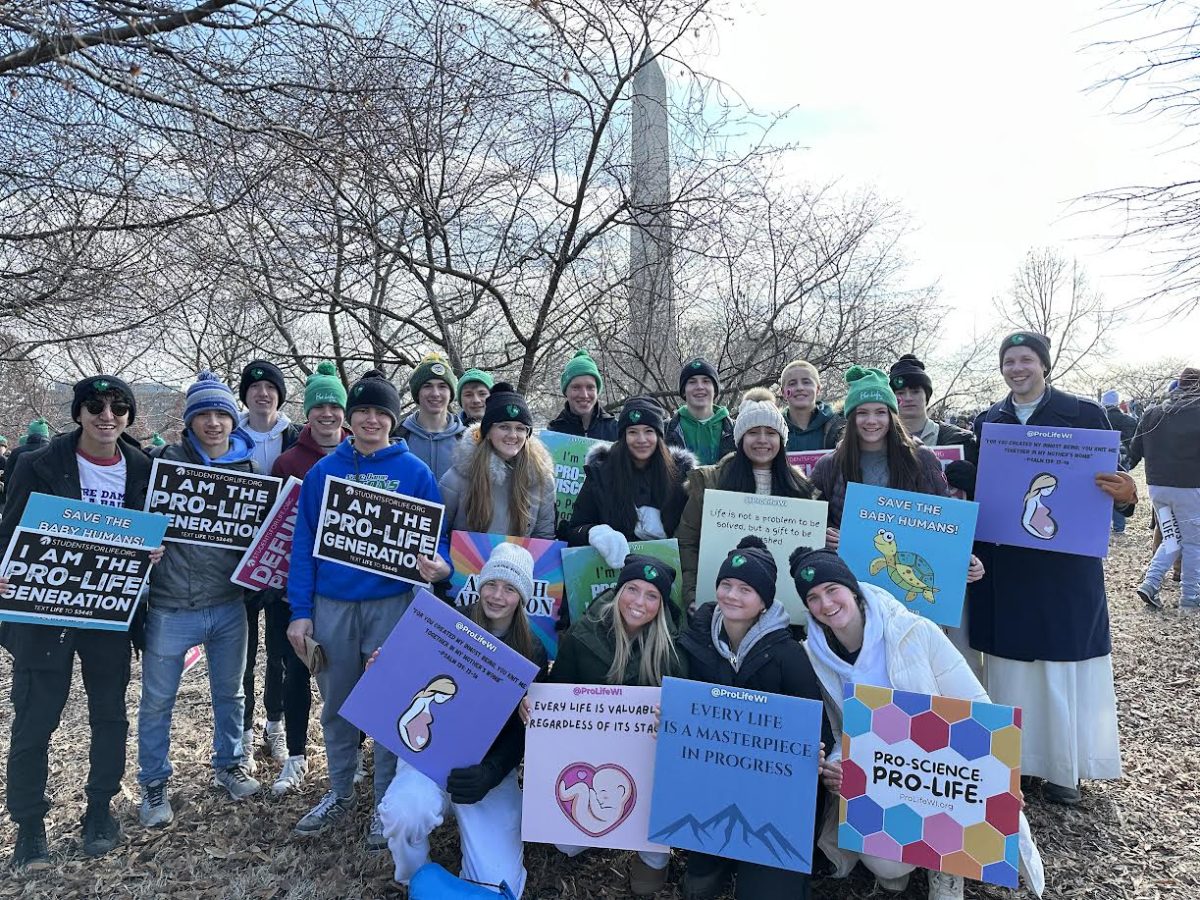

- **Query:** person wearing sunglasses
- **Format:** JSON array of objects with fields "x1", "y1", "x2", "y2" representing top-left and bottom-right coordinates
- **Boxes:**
[{"x1": 0, "y1": 375, "x2": 163, "y2": 869}]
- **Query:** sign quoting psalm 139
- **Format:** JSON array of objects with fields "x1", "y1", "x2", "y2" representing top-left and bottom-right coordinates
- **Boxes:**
[
  {"x1": 974, "y1": 422, "x2": 1119, "y2": 558},
  {"x1": 145, "y1": 460, "x2": 282, "y2": 550},
  {"x1": 648, "y1": 677, "x2": 822, "y2": 872},
  {"x1": 0, "y1": 528, "x2": 156, "y2": 630},
  {"x1": 839, "y1": 683, "x2": 1023, "y2": 888},
  {"x1": 312, "y1": 475, "x2": 444, "y2": 585}
]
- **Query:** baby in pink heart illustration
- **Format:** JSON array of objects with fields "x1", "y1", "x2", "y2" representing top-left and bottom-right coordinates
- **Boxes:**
[{"x1": 556, "y1": 762, "x2": 637, "y2": 837}]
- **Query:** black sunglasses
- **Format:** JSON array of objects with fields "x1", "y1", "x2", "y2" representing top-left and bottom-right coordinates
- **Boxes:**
[{"x1": 84, "y1": 398, "x2": 131, "y2": 417}]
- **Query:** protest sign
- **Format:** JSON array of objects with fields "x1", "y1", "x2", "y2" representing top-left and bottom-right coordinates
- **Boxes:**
[
  {"x1": 20, "y1": 493, "x2": 169, "y2": 548},
  {"x1": 537, "y1": 432, "x2": 610, "y2": 523},
  {"x1": 974, "y1": 423, "x2": 1119, "y2": 558},
  {"x1": 523, "y1": 683, "x2": 664, "y2": 853},
  {"x1": 1156, "y1": 504, "x2": 1180, "y2": 554},
  {"x1": 230, "y1": 477, "x2": 302, "y2": 591},
  {"x1": 312, "y1": 476, "x2": 444, "y2": 585},
  {"x1": 649, "y1": 677, "x2": 822, "y2": 872},
  {"x1": 696, "y1": 489, "x2": 827, "y2": 624},
  {"x1": 448, "y1": 531, "x2": 567, "y2": 658},
  {"x1": 0, "y1": 528, "x2": 155, "y2": 630},
  {"x1": 560, "y1": 539, "x2": 682, "y2": 623},
  {"x1": 786, "y1": 449, "x2": 832, "y2": 478},
  {"x1": 838, "y1": 484, "x2": 979, "y2": 628},
  {"x1": 146, "y1": 460, "x2": 281, "y2": 550},
  {"x1": 339, "y1": 588, "x2": 538, "y2": 787},
  {"x1": 839, "y1": 683, "x2": 1023, "y2": 888}
]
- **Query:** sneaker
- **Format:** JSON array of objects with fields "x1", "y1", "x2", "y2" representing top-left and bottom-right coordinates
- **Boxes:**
[
  {"x1": 240, "y1": 728, "x2": 257, "y2": 774},
  {"x1": 213, "y1": 764, "x2": 261, "y2": 800},
  {"x1": 927, "y1": 870, "x2": 964, "y2": 900},
  {"x1": 264, "y1": 720, "x2": 288, "y2": 764},
  {"x1": 11, "y1": 820, "x2": 49, "y2": 871},
  {"x1": 295, "y1": 790, "x2": 356, "y2": 836},
  {"x1": 272, "y1": 755, "x2": 309, "y2": 796},
  {"x1": 139, "y1": 780, "x2": 173, "y2": 828},
  {"x1": 366, "y1": 811, "x2": 387, "y2": 851},
  {"x1": 80, "y1": 803, "x2": 122, "y2": 857},
  {"x1": 629, "y1": 854, "x2": 668, "y2": 896},
  {"x1": 354, "y1": 749, "x2": 368, "y2": 786},
  {"x1": 1136, "y1": 583, "x2": 1163, "y2": 610},
  {"x1": 1041, "y1": 781, "x2": 1081, "y2": 806}
]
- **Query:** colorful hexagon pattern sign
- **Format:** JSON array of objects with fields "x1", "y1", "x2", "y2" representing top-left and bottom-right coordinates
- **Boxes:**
[{"x1": 839, "y1": 683, "x2": 1023, "y2": 888}]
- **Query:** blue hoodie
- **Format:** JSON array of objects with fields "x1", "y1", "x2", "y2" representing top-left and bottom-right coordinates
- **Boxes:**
[{"x1": 288, "y1": 437, "x2": 450, "y2": 619}]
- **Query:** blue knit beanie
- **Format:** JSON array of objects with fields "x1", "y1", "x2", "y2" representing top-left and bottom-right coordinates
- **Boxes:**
[{"x1": 184, "y1": 372, "x2": 240, "y2": 426}]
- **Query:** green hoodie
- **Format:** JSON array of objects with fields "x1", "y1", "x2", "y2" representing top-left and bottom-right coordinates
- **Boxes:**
[{"x1": 674, "y1": 405, "x2": 731, "y2": 465}]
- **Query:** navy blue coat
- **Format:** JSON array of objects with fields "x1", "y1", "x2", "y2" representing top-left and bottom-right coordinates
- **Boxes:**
[{"x1": 967, "y1": 387, "x2": 1127, "y2": 662}]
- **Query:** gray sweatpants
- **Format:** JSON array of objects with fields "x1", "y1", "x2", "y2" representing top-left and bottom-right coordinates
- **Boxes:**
[{"x1": 312, "y1": 592, "x2": 412, "y2": 801}]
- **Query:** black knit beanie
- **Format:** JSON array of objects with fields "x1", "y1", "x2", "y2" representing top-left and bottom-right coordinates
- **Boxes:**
[
  {"x1": 888, "y1": 354, "x2": 934, "y2": 401},
  {"x1": 789, "y1": 547, "x2": 859, "y2": 600},
  {"x1": 717, "y1": 536, "x2": 777, "y2": 608},
  {"x1": 616, "y1": 553, "x2": 677, "y2": 604},
  {"x1": 481, "y1": 382, "x2": 533, "y2": 436},
  {"x1": 998, "y1": 332, "x2": 1052, "y2": 375},
  {"x1": 239, "y1": 359, "x2": 287, "y2": 405},
  {"x1": 72, "y1": 375, "x2": 137, "y2": 425},
  {"x1": 346, "y1": 369, "x2": 402, "y2": 427},
  {"x1": 618, "y1": 396, "x2": 666, "y2": 437},
  {"x1": 679, "y1": 357, "x2": 721, "y2": 399}
]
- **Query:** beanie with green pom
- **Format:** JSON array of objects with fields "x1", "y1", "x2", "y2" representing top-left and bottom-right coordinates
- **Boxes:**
[
  {"x1": 27, "y1": 418, "x2": 50, "y2": 440},
  {"x1": 560, "y1": 349, "x2": 603, "y2": 395},
  {"x1": 843, "y1": 366, "x2": 897, "y2": 416},
  {"x1": 457, "y1": 367, "x2": 494, "y2": 401},
  {"x1": 304, "y1": 361, "x2": 348, "y2": 415},
  {"x1": 408, "y1": 353, "x2": 458, "y2": 402}
]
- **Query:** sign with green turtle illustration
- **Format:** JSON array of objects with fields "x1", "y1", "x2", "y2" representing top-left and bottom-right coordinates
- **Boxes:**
[{"x1": 837, "y1": 483, "x2": 979, "y2": 628}]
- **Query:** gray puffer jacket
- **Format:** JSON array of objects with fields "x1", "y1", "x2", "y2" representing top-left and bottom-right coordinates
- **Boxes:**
[
  {"x1": 148, "y1": 439, "x2": 261, "y2": 610},
  {"x1": 438, "y1": 424, "x2": 557, "y2": 538}
]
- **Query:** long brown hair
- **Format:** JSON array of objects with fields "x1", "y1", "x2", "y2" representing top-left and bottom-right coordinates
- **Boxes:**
[
  {"x1": 468, "y1": 590, "x2": 539, "y2": 662},
  {"x1": 463, "y1": 426, "x2": 554, "y2": 535},
  {"x1": 834, "y1": 407, "x2": 927, "y2": 492}
]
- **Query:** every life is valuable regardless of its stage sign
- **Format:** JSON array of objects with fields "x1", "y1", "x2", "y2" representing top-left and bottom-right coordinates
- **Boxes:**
[
  {"x1": 145, "y1": 459, "x2": 282, "y2": 550},
  {"x1": 312, "y1": 475, "x2": 444, "y2": 586}
]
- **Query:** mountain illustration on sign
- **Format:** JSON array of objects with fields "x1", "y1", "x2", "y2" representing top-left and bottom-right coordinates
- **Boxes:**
[{"x1": 651, "y1": 803, "x2": 806, "y2": 867}]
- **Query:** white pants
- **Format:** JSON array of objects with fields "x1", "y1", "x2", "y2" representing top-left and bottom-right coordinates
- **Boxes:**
[
  {"x1": 556, "y1": 843, "x2": 670, "y2": 870},
  {"x1": 379, "y1": 760, "x2": 527, "y2": 898}
]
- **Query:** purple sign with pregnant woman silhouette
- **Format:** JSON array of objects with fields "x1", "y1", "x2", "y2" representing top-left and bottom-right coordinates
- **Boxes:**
[
  {"x1": 974, "y1": 422, "x2": 1120, "y2": 558},
  {"x1": 339, "y1": 588, "x2": 540, "y2": 787}
]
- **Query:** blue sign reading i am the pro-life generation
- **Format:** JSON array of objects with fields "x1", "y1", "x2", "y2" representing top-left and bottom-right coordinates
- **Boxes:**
[{"x1": 648, "y1": 677, "x2": 823, "y2": 872}]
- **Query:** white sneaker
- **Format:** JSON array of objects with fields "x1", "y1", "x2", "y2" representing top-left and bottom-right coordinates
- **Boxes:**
[
  {"x1": 139, "y1": 780, "x2": 173, "y2": 828},
  {"x1": 272, "y1": 755, "x2": 309, "y2": 796},
  {"x1": 928, "y1": 870, "x2": 964, "y2": 900},
  {"x1": 264, "y1": 720, "x2": 287, "y2": 763},
  {"x1": 354, "y1": 749, "x2": 368, "y2": 786},
  {"x1": 213, "y1": 764, "x2": 261, "y2": 800},
  {"x1": 366, "y1": 811, "x2": 387, "y2": 851},
  {"x1": 240, "y1": 728, "x2": 257, "y2": 774}
]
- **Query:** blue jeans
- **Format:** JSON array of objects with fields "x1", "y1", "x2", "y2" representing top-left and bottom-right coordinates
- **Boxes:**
[
  {"x1": 138, "y1": 601, "x2": 248, "y2": 784},
  {"x1": 1144, "y1": 486, "x2": 1200, "y2": 607},
  {"x1": 1112, "y1": 508, "x2": 1126, "y2": 533}
]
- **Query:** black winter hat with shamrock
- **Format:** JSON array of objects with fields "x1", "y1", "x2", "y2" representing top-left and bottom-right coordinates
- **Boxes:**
[
  {"x1": 789, "y1": 547, "x2": 859, "y2": 600},
  {"x1": 72, "y1": 375, "x2": 136, "y2": 424},
  {"x1": 716, "y1": 536, "x2": 777, "y2": 607},
  {"x1": 679, "y1": 357, "x2": 721, "y2": 399},
  {"x1": 346, "y1": 368, "x2": 402, "y2": 427},
  {"x1": 616, "y1": 553, "x2": 677, "y2": 608},
  {"x1": 617, "y1": 396, "x2": 666, "y2": 437},
  {"x1": 481, "y1": 382, "x2": 533, "y2": 436},
  {"x1": 239, "y1": 359, "x2": 288, "y2": 405}
]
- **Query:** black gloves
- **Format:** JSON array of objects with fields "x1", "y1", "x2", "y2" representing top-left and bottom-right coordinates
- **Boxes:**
[{"x1": 446, "y1": 761, "x2": 503, "y2": 805}]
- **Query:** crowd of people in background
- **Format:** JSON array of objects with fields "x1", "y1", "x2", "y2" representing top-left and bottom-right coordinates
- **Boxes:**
[{"x1": 0, "y1": 335, "x2": 1193, "y2": 900}]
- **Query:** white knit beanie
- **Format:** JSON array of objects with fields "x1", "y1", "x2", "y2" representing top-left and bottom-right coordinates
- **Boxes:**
[
  {"x1": 733, "y1": 394, "x2": 789, "y2": 447},
  {"x1": 477, "y1": 542, "x2": 536, "y2": 606}
]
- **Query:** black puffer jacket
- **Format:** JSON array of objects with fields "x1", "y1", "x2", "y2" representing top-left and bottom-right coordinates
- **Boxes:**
[
  {"x1": 559, "y1": 443, "x2": 697, "y2": 545},
  {"x1": 546, "y1": 401, "x2": 620, "y2": 441}
]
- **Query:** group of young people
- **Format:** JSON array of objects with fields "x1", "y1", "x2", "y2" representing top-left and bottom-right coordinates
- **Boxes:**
[{"x1": 0, "y1": 335, "x2": 1140, "y2": 900}]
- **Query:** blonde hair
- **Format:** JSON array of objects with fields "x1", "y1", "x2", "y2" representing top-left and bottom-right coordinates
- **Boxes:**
[
  {"x1": 414, "y1": 676, "x2": 457, "y2": 701},
  {"x1": 780, "y1": 359, "x2": 821, "y2": 387},
  {"x1": 1023, "y1": 472, "x2": 1058, "y2": 504},
  {"x1": 599, "y1": 587, "x2": 679, "y2": 687},
  {"x1": 463, "y1": 426, "x2": 554, "y2": 535}
]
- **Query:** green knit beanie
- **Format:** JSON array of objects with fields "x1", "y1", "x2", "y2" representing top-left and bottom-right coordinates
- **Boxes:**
[
  {"x1": 304, "y1": 361, "x2": 348, "y2": 415},
  {"x1": 843, "y1": 366, "x2": 897, "y2": 416},
  {"x1": 457, "y1": 367, "x2": 494, "y2": 401},
  {"x1": 560, "y1": 349, "x2": 603, "y2": 395},
  {"x1": 0, "y1": 435, "x2": 7, "y2": 446},
  {"x1": 151, "y1": 433, "x2": 166, "y2": 447},
  {"x1": 409, "y1": 353, "x2": 458, "y2": 402},
  {"x1": 27, "y1": 418, "x2": 50, "y2": 439}
]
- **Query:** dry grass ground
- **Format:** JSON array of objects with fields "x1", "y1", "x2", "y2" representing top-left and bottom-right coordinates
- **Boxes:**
[{"x1": 1, "y1": 488, "x2": 1196, "y2": 899}]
